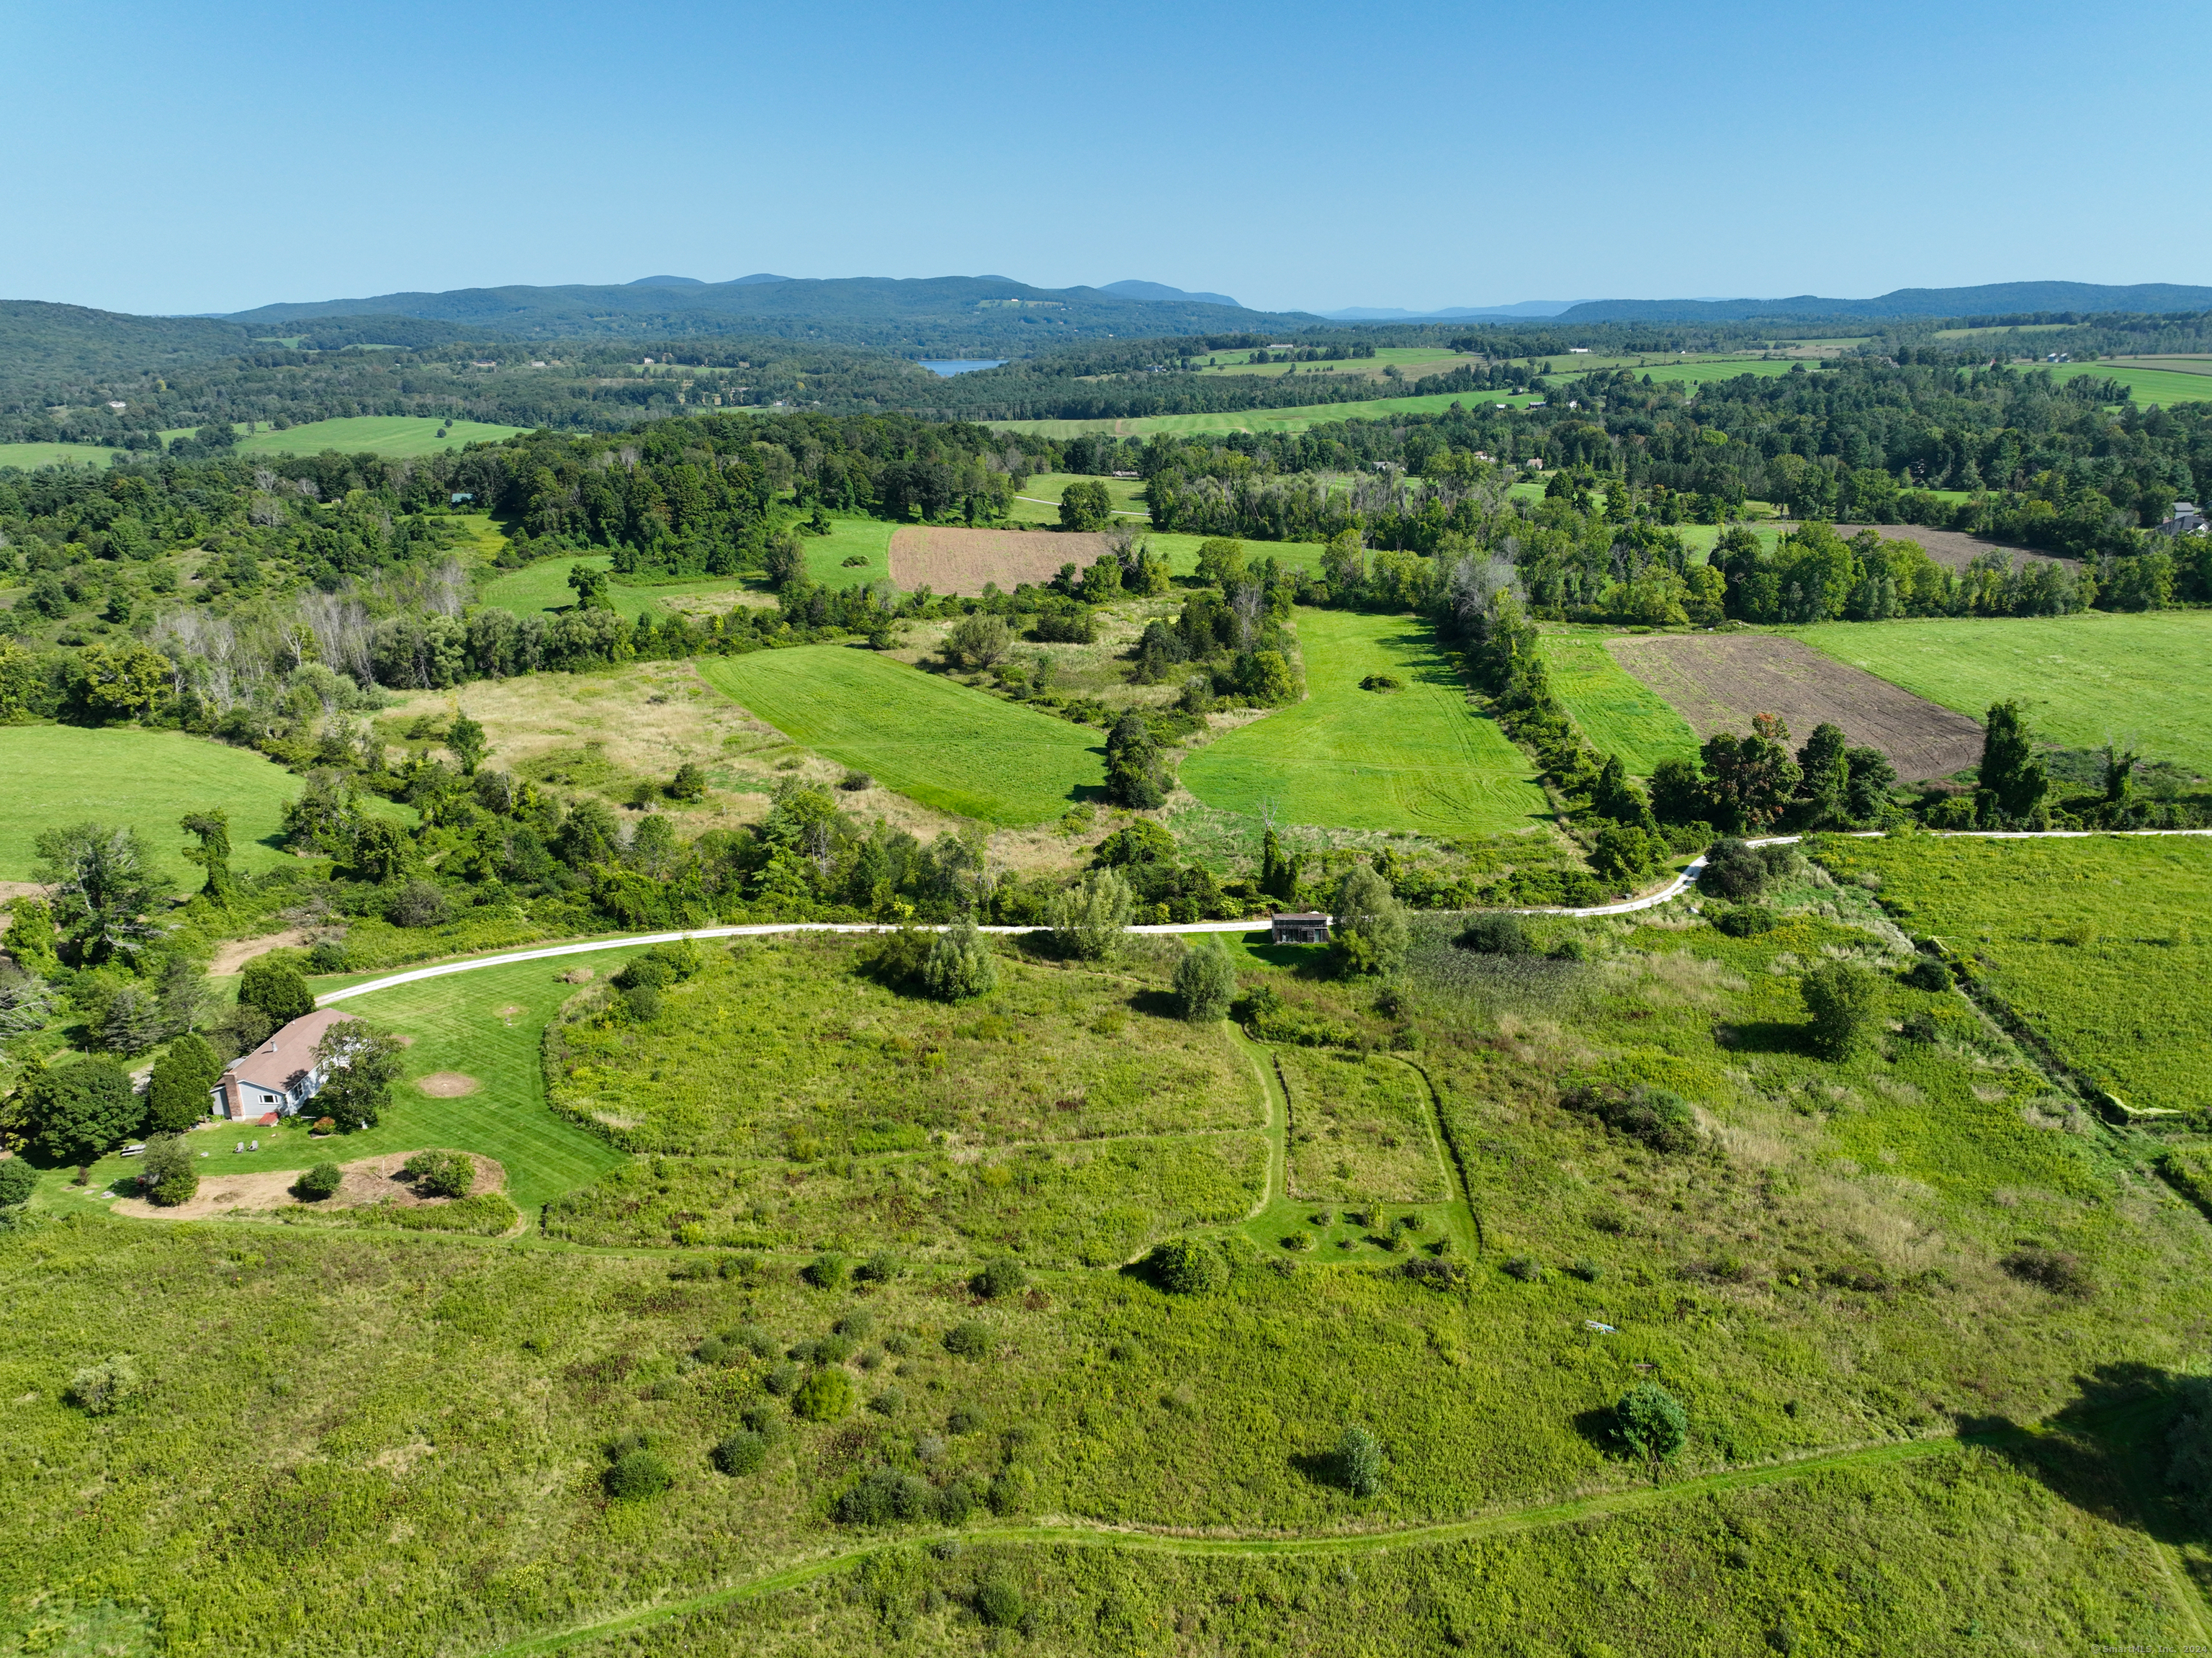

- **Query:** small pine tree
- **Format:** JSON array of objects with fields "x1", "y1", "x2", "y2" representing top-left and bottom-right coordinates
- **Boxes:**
[
  {"x1": 1336, "y1": 1425, "x2": 1383, "y2": 1496},
  {"x1": 921, "y1": 920, "x2": 998, "y2": 1001},
  {"x1": 145, "y1": 1033, "x2": 222, "y2": 1133},
  {"x1": 1616, "y1": 1381, "x2": 1689, "y2": 1461},
  {"x1": 1977, "y1": 700, "x2": 2049, "y2": 823}
]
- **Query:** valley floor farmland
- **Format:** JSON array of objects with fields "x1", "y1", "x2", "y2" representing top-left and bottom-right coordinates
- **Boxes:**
[
  {"x1": 1609, "y1": 632, "x2": 1986, "y2": 781},
  {"x1": 987, "y1": 390, "x2": 1548, "y2": 440},
  {"x1": 697, "y1": 646, "x2": 1105, "y2": 823},
  {"x1": 1812, "y1": 832, "x2": 2212, "y2": 1112},
  {"x1": 1793, "y1": 610, "x2": 2212, "y2": 776},
  {"x1": 231, "y1": 414, "x2": 531, "y2": 458},
  {"x1": 0, "y1": 726, "x2": 309, "y2": 885},
  {"x1": 1179, "y1": 608, "x2": 1549, "y2": 835}
]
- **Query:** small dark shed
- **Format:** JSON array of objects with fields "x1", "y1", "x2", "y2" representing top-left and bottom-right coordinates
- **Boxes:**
[{"x1": 1271, "y1": 912, "x2": 1331, "y2": 945}]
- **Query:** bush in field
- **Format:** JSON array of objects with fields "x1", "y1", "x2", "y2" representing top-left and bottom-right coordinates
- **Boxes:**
[
  {"x1": 1172, "y1": 947, "x2": 1238, "y2": 1021},
  {"x1": 792, "y1": 1366, "x2": 855, "y2": 1422},
  {"x1": 922, "y1": 920, "x2": 998, "y2": 1002},
  {"x1": 295, "y1": 1162, "x2": 343, "y2": 1200},
  {"x1": 1802, "y1": 961, "x2": 1882, "y2": 1059},
  {"x1": 944, "y1": 613, "x2": 1013, "y2": 669},
  {"x1": 989, "y1": 1463, "x2": 1037, "y2": 1516},
  {"x1": 976, "y1": 1576, "x2": 1027, "y2": 1628},
  {"x1": 1144, "y1": 1237, "x2": 1226, "y2": 1295},
  {"x1": 668, "y1": 762, "x2": 708, "y2": 801},
  {"x1": 0, "y1": 1158, "x2": 37, "y2": 1210},
  {"x1": 604, "y1": 1448, "x2": 673, "y2": 1500},
  {"x1": 138, "y1": 1134, "x2": 197, "y2": 1206},
  {"x1": 1903, "y1": 956, "x2": 1951, "y2": 992},
  {"x1": 835, "y1": 1466, "x2": 936, "y2": 1525},
  {"x1": 711, "y1": 1430, "x2": 767, "y2": 1476},
  {"x1": 1334, "y1": 1425, "x2": 1383, "y2": 1496},
  {"x1": 803, "y1": 1252, "x2": 848, "y2": 1290},
  {"x1": 856, "y1": 1248, "x2": 904, "y2": 1283},
  {"x1": 403, "y1": 1150, "x2": 475, "y2": 1198},
  {"x1": 66, "y1": 1355, "x2": 143, "y2": 1416},
  {"x1": 1615, "y1": 1381, "x2": 1689, "y2": 1461},
  {"x1": 1455, "y1": 913, "x2": 1532, "y2": 956},
  {"x1": 943, "y1": 1322, "x2": 994, "y2": 1358},
  {"x1": 2001, "y1": 1246, "x2": 2092, "y2": 1297},
  {"x1": 972, "y1": 1257, "x2": 1028, "y2": 1299}
]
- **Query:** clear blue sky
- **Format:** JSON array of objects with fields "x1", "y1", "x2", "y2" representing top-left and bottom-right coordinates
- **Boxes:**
[{"x1": 4, "y1": 0, "x2": 2206, "y2": 318}]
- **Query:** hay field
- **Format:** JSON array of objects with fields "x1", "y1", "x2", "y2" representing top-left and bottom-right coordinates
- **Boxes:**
[
  {"x1": 698, "y1": 646, "x2": 1104, "y2": 823},
  {"x1": 232, "y1": 415, "x2": 531, "y2": 457},
  {"x1": 889, "y1": 526, "x2": 1115, "y2": 594},
  {"x1": 1537, "y1": 631, "x2": 1701, "y2": 776},
  {"x1": 0, "y1": 726, "x2": 308, "y2": 885},
  {"x1": 0, "y1": 442, "x2": 122, "y2": 470},
  {"x1": 1609, "y1": 633, "x2": 1984, "y2": 780},
  {"x1": 1180, "y1": 608, "x2": 1548, "y2": 835},
  {"x1": 1815, "y1": 833, "x2": 2212, "y2": 1112},
  {"x1": 987, "y1": 390, "x2": 1547, "y2": 440},
  {"x1": 1793, "y1": 610, "x2": 2212, "y2": 775}
]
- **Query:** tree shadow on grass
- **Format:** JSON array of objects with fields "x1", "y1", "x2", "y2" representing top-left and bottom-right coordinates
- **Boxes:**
[
  {"x1": 1571, "y1": 1404, "x2": 1623, "y2": 1458},
  {"x1": 1960, "y1": 1361, "x2": 2209, "y2": 1551},
  {"x1": 1711, "y1": 1018, "x2": 1810, "y2": 1056}
]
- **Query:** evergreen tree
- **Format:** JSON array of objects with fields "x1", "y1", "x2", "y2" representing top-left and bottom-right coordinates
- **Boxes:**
[
  {"x1": 179, "y1": 810, "x2": 233, "y2": 902},
  {"x1": 1104, "y1": 712, "x2": 1168, "y2": 810},
  {"x1": 146, "y1": 1033, "x2": 222, "y2": 1133}
]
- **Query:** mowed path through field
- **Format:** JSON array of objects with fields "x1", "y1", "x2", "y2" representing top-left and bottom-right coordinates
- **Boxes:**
[
  {"x1": 696, "y1": 646, "x2": 1104, "y2": 823},
  {"x1": 1181, "y1": 609, "x2": 1548, "y2": 835}
]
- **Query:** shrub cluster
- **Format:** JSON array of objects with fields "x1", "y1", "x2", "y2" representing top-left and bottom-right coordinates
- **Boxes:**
[
  {"x1": 1561, "y1": 1084, "x2": 1700, "y2": 1154},
  {"x1": 1143, "y1": 1237, "x2": 1226, "y2": 1295}
]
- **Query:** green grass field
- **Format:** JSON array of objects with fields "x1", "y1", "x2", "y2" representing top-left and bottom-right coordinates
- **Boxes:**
[
  {"x1": 1813, "y1": 833, "x2": 2212, "y2": 1113},
  {"x1": 1794, "y1": 610, "x2": 2212, "y2": 775},
  {"x1": 799, "y1": 514, "x2": 896, "y2": 586},
  {"x1": 1007, "y1": 472, "x2": 1154, "y2": 526},
  {"x1": 1537, "y1": 629, "x2": 1702, "y2": 776},
  {"x1": 2040, "y1": 362, "x2": 2212, "y2": 406},
  {"x1": 989, "y1": 390, "x2": 1547, "y2": 440},
  {"x1": 1180, "y1": 608, "x2": 1548, "y2": 835},
  {"x1": 232, "y1": 416, "x2": 532, "y2": 457},
  {"x1": 0, "y1": 726, "x2": 309, "y2": 885},
  {"x1": 698, "y1": 647, "x2": 1104, "y2": 823},
  {"x1": 0, "y1": 442, "x2": 125, "y2": 470},
  {"x1": 480, "y1": 555, "x2": 769, "y2": 623}
]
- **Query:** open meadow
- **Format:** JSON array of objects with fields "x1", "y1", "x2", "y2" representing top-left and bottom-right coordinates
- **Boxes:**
[
  {"x1": 0, "y1": 726, "x2": 310, "y2": 885},
  {"x1": 1794, "y1": 610, "x2": 2212, "y2": 776},
  {"x1": 10, "y1": 871, "x2": 2212, "y2": 1654},
  {"x1": 1537, "y1": 629, "x2": 1702, "y2": 776},
  {"x1": 2039, "y1": 362, "x2": 2212, "y2": 406},
  {"x1": 0, "y1": 441, "x2": 123, "y2": 470},
  {"x1": 1811, "y1": 833, "x2": 2212, "y2": 1114},
  {"x1": 698, "y1": 647, "x2": 1105, "y2": 823},
  {"x1": 232, "y1": 415, "x2": 533, "y2": 457},
  {"x1": 480, "y1": 555, "x2": 765, "y2": 623},
  {"x1": 1181, "y1": 608, "x2": 1550, "y2": 836}
]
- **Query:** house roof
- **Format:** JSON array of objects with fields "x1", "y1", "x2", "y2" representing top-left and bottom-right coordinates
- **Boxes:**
[
  {"x1": 1272, "y1": 912, "x2": 1331, "y2": 923},
  {"x1": 220, "y1": 1008, "x2": 357, "y2": 1094}
]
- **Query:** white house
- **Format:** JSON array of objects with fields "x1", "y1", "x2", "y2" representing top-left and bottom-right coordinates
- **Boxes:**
[{"x1": 210, "y1": 1009, "x2": 358, "y2": 1122}]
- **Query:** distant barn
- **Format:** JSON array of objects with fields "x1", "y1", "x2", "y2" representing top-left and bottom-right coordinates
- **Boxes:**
[{"x1": 1270, "y1": 912, "x2": 1331, "y2": 945}]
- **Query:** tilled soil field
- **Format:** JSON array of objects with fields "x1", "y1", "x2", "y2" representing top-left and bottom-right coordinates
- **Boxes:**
[
  {"x1": 888, "y1": 526, "x2": 1115, "y2": 595},
  {"x1": 1607, "y1": 632, "x2": 1984, "y2": 781}
]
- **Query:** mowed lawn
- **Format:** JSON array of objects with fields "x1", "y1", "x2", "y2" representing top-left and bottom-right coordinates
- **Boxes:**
[
  {"x1": 1816, "y1": 834, "x2": 2212, "y2": 1113},
  {"x1": 1537, "y1": 630, "x2": 1701, "y2": 775},
  {"x1": 1794, "y1": 610, "x2": 2212, "y2": 774},
  {"x1": 698, "y1": 647, "x2": 1105, "y2": 823},
  {"x1": 0, "y1": 442, "x2": 124, "y2": 470},
  {"x1": 232, "y1": 415, "x2": 531, "y2": 457},
  {"x1": 1181, "y1": 609, "x2": 1548, "y2": 835},
  {"x1": 0, "y1": 726, "x2": 307, "y2": 885}
]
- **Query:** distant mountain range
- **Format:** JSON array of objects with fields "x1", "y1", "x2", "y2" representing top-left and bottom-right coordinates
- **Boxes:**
[
  {"x1": 1318, "y1": 300, "x2": 1586, "y2": 321},
  {"x1": 1551, "y1": 282, "x2": 2212, "y2": 324},
  {"x1": 218, "y1": 274, "x2": 1298, "y2": 350}
]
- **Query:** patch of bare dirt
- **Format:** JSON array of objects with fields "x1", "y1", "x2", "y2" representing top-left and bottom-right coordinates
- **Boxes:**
[
  {"x1": 112, "y1": 1149, "x2": 505, "y2": 1222},
  {"x1": 415, "y1": 1072, "x2": 482, "y2": 1098},
  {"x1": 1608, "y1": 633, "x2": 1984, "y2": 781},
  {"x1": 889, "y1": 526, "x2": 1115, "y2": 596},
  {"x1": 209, "y1": 929, "x2": 312, "y2": 976}
]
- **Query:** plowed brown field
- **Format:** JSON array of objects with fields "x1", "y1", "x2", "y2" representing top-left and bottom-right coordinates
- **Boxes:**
[
  {"x1": 887, "y1": 527, "x2": 1115, "y2": 595},
  {"x1": 1607, "y1": 632, "x2": 1984, "y2": 781}
]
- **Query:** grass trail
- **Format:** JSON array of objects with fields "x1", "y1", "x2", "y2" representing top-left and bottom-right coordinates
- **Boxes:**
[
  {"x1": 1537, "y1": 629, "x2": 1702, "y2": 776},
  {"x1": 1180, "y1": 608, "x2": 1548, "y2": 835},
  {"x1": 698, "y1": 647, "x2": 1104, "y2": 823},
  {"x1": 480, "y1": 1432, "x2": 1986, "y2": 1657}
]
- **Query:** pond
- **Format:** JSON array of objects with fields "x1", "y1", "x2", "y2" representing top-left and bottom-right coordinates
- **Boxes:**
[{"x1": 919, "y1": 359, "x2": 1007, "y2": 377}]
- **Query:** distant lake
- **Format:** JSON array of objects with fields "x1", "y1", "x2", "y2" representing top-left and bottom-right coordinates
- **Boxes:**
[{"x1": 920, "y1": 359, "x2": 1007, "y2": 377}]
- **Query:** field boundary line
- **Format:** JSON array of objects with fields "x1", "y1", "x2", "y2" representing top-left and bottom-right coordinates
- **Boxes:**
[{"x1": 475, "y1": 1430, "x2": 1979, "y2": 1657}]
